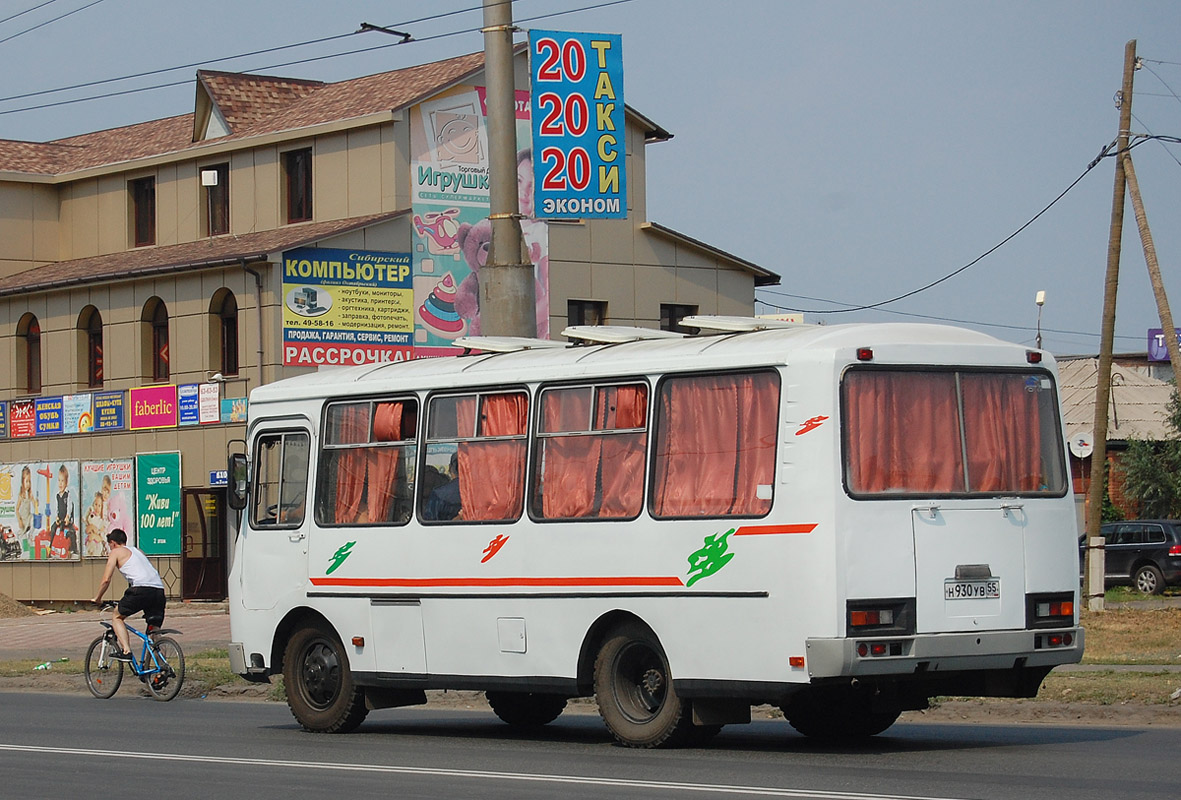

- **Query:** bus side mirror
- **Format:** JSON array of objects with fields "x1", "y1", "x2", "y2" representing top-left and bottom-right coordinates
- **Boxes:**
[{"x1": 228, "y1": 453, "x2": 249, "y2": 510}]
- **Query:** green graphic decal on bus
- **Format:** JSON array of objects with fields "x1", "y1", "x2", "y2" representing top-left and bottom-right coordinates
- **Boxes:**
[{"x1": 326, "y1": 541, "x2": 356, "y2": 575}]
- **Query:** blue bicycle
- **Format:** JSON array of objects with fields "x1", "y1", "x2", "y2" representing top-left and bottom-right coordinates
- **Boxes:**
[{"x1": 84, "y1": 608, "x2": 185, "y2": 701}]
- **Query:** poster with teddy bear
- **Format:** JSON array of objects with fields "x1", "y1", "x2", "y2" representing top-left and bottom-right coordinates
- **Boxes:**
[{"x1": 410, "y1": 86, "x2": 549, "y2": 356}]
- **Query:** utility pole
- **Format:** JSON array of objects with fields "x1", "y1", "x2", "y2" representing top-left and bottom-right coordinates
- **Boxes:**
[
  {"x1": 1085, "y1": 40, "x2": 1137, "y2": 612},
  {"x1": 480, "y1": 0, "x2": 537, "y2": 338},
  {"x1": 1122, "y1": 151, "x2": 1181, "y2": 368}
]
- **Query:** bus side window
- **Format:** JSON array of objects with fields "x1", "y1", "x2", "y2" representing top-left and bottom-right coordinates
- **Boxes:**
[
  {"x1": 651, "y1": 371, "x2": 779, "y2": 519},
  {"x1": 421, "y1": 390, "x2": 528, "y2": 523},
  {"x1": 317, "y1": 398, "x2": 418, "y2": 526},
  {"x1": 533, "y1": 382, "x2": 648, "y2": 520},
  {"x1": 252, "y1": 431, "x2": 310, "y2": 528}
]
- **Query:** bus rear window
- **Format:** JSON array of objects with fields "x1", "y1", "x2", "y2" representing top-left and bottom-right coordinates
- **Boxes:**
[{"x1": 843, "y1": 369, "x2": 1067, "y2": 497}]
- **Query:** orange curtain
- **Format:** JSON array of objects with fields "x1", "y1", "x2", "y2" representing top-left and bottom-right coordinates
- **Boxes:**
[
  {"x1": 539, "y1": 389, "x2": 600, "y2": 518},
  {"x1": 845, "y1": 372, "x2": 964, "y2": 494},
  {"x1": 364, "y1": 402, "x2": 403, "y2": 523},
  {"x1": 597, "y1": 384, "x2": 647, "y2": 518},
  {"x1": 653, "y1": 374, "x2": 778, "y2": 517},
  {"x1": 460, "y1": 393, "x2": 527, "y2": 521},
  {"x1": 332, "y1": 404, "x2": 369, "y2": 523},
  {"x1": 961, "y1": 374, "x2": 1042, "y2": 492}
]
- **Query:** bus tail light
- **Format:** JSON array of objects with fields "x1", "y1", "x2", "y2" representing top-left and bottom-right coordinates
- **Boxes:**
[
  {"x1": 850, "y1": 609, "x2": 894, "y2": 627},
  {"x1": 856, "y1": 641, "x2": 904, "y2": 658},
  {"x1": 846, "y1": 599, "x2": 914, "y2": 636},
  {"x1": 1026, "y1": 592, "x2": 1075, "y2": 629}
]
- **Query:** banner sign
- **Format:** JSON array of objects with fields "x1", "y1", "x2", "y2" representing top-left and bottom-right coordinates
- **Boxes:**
[
  {"x1": 10, "y1": 400, "x2": 34, "y2": 438},
  {"x1": 62, "y1": 394, "x2": 94, "y2": 433},
  {"x1": 34, "y1": 396, "x2": 63, "y2": 436},
  {"x1": 1148, "y1": 328, "x2": 1181, "y2": 362},
  {"x1": 94, "y1": 391, "x2": 125, "y2": 431},
  {"x1": 178, "y1": 384, "x2": 200, "y2": 426},
  {"x1": 0, "y1": 461, "x2": 81, "y2": 560},
  {"x1": 221, "y1": 397, "x2": 248, "y2": 424},
  {"x1": 410, "y1": 86, "x2": 549, "y2": 356},
  {"x1": 135, "y1": 452, "x2": 181, "y2": 555},
  {"x1": 0, "y1": 401, "x2": 6, "y2": 439},
  {"x1": 129, "y1": 385, "x2": 178, "y2": 430},
  {"x1": 282, "y1": 247, "x2": 414, "y2": 367},
  {"x1": 199, "y1": 383, "x2": 220, "y2": 424},
  {"x1": 80, "y1": 459, "x2": 136, "y2": 557},
  {"x1": 529, "y1": 29, "x2": 626, "y2": 220}
]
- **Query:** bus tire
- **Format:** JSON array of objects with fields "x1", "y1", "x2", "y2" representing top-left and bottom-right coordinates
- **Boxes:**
[
  {"x1": 283, "y1": 624, "x2": 368, "y2": 733},
  {"x1": 594, "y1": 622, "x2": 695, "y2": 748},
  {"x1": 486, "y1": 691, "x2": 567, "y2": 727},
  {"x1": 782, "y1": 689, "x2": 900, "y2": 739}
]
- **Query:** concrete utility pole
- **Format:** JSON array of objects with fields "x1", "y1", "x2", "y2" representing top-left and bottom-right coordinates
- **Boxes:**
[
  {"x1": 1085, "y1": 40, "x2": 1138, "y2": 612},
  {"x1": 480, "y1": 0, "x2": 537, "y2": 338}
]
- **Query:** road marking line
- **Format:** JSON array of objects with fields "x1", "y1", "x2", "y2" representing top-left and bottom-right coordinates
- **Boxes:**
[{"x1": 0, "y1": 743, "x2": 973, "y2": 800}]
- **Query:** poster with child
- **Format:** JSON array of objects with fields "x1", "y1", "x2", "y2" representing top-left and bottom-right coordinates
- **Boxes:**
[{"x1": 81, "y1": 460, "x2": 136, "y2": 557}]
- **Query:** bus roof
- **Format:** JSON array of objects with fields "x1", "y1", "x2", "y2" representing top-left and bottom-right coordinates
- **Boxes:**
[{"x1": 254, "y1": 322, "x2": 1042, "y2": 405}]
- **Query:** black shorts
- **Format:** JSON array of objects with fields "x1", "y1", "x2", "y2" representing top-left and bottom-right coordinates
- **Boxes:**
[{"x1": 118, "y1": 586, "x2": 166, "y2": 629}]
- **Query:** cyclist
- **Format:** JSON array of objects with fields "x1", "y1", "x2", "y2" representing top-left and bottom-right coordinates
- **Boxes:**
[{"x1": 92, "y1": 528, "x2": 166, "y2": 661}]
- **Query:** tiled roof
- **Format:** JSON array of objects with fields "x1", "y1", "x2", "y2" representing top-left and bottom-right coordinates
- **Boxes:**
[
  {"x1": 0, "y1": 210, "x2": 407, "y2": 296},
  {"x1": 198, "y1": 71, "x2": 324, "y2": 132},
  {"x1": 1, "y1": 50, "x2": 488, "y2": 176}
]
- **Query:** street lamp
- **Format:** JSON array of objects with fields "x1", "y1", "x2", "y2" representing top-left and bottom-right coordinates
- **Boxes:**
[{"x1": 1035, "y1": 290, "x2": 1046, "y2": 350}]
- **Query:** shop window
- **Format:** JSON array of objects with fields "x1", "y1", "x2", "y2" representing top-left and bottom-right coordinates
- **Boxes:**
[
  {"x1": 130, "y1": 176, "x2": 156, "y2": 246},
  {"x1": 76, "y1": 306, "x2": 103, "y2": 389},
  {"x1": 283, "y1": 148, "x2": 312, "y2": 223},
  {"x1": 141, "y1": 298, "x2": 169, "y2": 382},
  {"x1": 651, "y1": 371, "x2": 779, "y2": 518},
  {"x1": 567, "y1": 299, "x2": 606, "y2": 329},
  {"x1": 201, "y1": 163, "x2": 230, "y2": 236},
  {"x1": 210, "y1": 290, "x2": 239, "y2": 376},
  {"x1": 660, "y1": 303, "x2": 698, "y2": 334},
  {"x1": 17, "y1": 313, "x2": 41, "y2": 394}
]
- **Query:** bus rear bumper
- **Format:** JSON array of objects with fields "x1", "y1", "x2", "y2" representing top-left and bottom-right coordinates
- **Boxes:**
[
  {"x1": 228, "y1": 641, "x2": 272, "y2": 683},
  {"x1": 805, "y1": 627, "x2": 1084, "y2": 679}
]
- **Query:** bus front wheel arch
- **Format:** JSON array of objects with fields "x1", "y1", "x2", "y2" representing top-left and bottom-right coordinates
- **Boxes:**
[{"x1": 282, "y1": 623, "x2": 368, "y2": 733}]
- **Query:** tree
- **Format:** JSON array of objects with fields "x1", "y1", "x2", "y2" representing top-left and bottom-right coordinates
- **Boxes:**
[{"x1": 1116, "y1": 388, "x2": 1181, "y2": 518}]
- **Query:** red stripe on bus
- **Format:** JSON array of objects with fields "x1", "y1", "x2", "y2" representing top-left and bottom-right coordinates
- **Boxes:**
[
  {"x1": 733, "y1": 523, "x2": 817, "y2": 536},
  {"x1": 309, "y1": 575, "x2": 686, "y2": 588}
]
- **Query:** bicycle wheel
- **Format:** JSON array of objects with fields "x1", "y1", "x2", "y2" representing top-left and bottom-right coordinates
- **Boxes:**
[
  {"x1": 84, "y1": 635, "x2": 124, "y2": 699},
  {"x1": 144, "y1": 637, "x2": 185, "y2": 702}
]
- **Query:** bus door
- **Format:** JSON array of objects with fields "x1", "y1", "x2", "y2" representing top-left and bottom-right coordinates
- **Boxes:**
[
  {"x1": 912, "y1": 505, "x2": 1026, "y2": 633},
  {"x1": 242, "y1": 427, "x2": 312, "y2": 611}
]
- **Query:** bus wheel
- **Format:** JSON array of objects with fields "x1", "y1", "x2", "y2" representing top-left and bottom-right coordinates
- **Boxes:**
[
  {"x1": 486, "y1": 691, "x2": 568, "y2": 727},
  {"x1": 283, "y1": 624, "x2": 369, "y2": 733},
  {"x1": 782, "y1": 689, "x2": 899, "y2": 739},
  {"x1": 594, "y1": 622, "x2": 695, "y2": 748}
]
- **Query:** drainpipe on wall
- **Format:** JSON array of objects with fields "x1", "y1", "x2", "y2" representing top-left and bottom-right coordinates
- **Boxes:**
[{"x1": 242, "y1": 261, "x2": 265, "y2": 389}]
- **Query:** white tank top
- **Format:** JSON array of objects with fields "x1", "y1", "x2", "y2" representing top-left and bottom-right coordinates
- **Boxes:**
[{"x1": 118, "y1": 545, "x2": 165, "y2": 589}]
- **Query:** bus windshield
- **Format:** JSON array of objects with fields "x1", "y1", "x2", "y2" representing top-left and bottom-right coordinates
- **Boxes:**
[{"x1": 843, "y1": 369, "x2": 1067, "y2": 497}]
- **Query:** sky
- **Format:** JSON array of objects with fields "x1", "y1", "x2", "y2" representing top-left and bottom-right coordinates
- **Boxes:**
[{"x1": 2, "y1": 0, "x2": 1181, "y2": 356}]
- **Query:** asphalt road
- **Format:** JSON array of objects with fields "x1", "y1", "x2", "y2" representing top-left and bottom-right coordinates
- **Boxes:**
[{"x1": 1, "y1": 692, "x2": 1176, "y2": 800}]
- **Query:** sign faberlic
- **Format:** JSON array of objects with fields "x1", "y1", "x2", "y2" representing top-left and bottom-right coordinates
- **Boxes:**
[
  {"x1": 129, "y1": 385, "x2": 178, "y2": 430},
  {"x1": 529, "y1": 29, "x2": 626, "y2": 219}
]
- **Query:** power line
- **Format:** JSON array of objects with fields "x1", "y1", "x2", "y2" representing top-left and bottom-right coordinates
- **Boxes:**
[
  {"x1": 0, "y1": 0, "x2": 104, "y2": 46},
  {"x1": 779, "y1": 153, "x2": 1106, "y2": 315},
  {"x1": 755, "y1": 288, "x2": 1143, "y2": 343},
  {"x1": 0, "y1": 0, "x2": 634, "y2": 117},
  {"x1": 0, "y1": 0, "x2": 62, "y2": 27}
]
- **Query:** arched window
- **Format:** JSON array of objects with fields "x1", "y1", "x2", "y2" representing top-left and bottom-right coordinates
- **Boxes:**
[
  {"x1": 77, "y1": 306, "x2": 103, "y2": 388},
  {"x1": 17, "y1": 313, "x2": 41, "y2": 394},
  {"x1": 142, "y1": 298, "x2": 169, "y2": 382},
  {"x1": 210, "y1": 290, "x2": 239, "y2": 376}
]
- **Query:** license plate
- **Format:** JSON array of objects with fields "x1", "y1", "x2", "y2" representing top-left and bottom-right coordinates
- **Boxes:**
[{"x1": 944, "y1": 579, "x2": 1000, "y2": 600}]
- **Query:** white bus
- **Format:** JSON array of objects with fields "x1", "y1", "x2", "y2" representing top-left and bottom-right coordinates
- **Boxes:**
[{"x1": 227, "y1": 317, "x2": 1083, "y2": 747}]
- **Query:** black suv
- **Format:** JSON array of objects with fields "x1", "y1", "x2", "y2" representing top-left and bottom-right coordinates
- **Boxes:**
[{"x1": 1080, "y1": 521, "x2": 1181, "y2": 594}]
